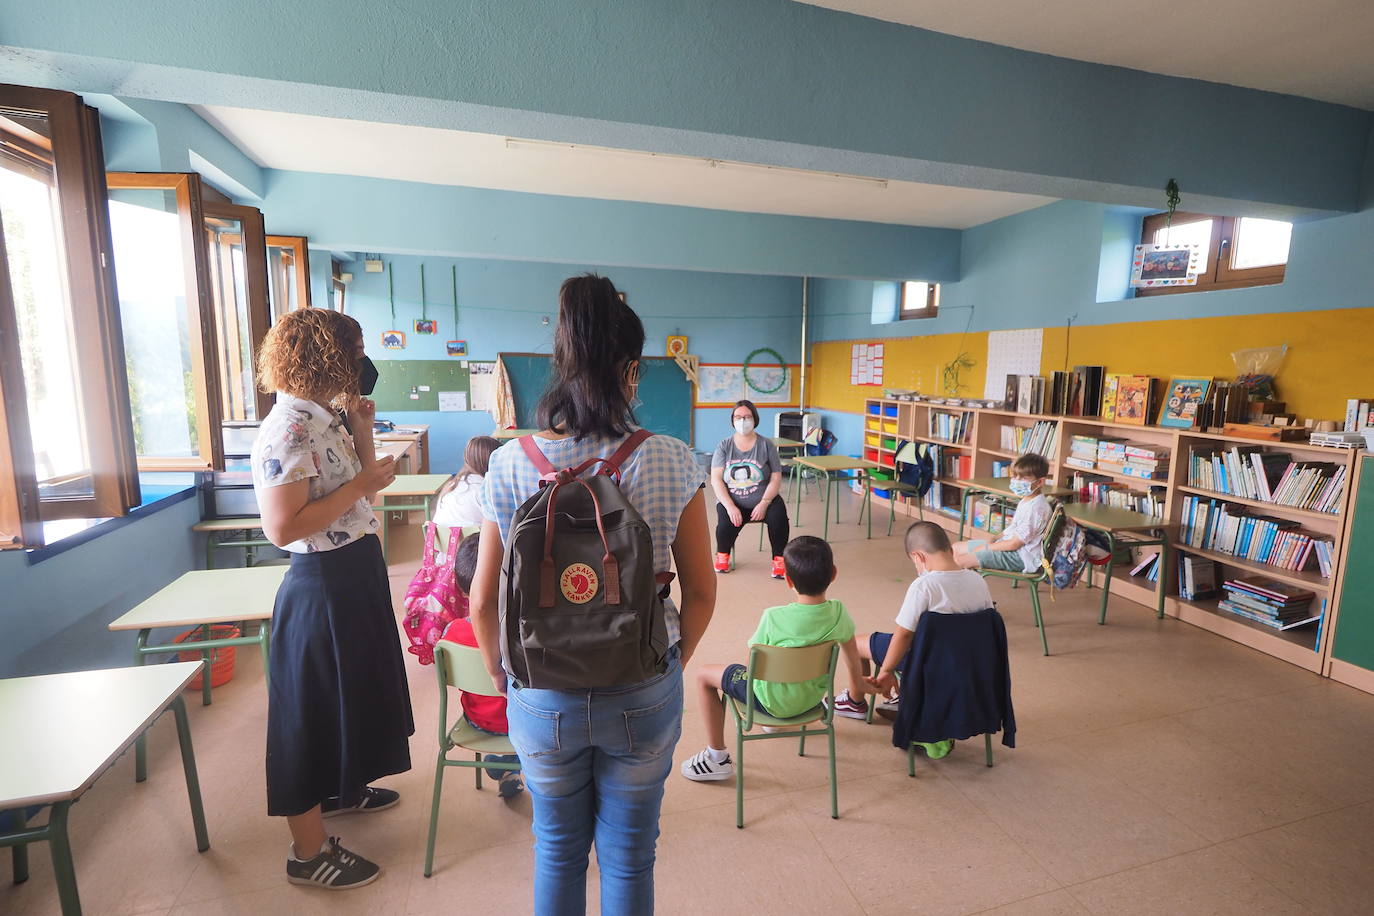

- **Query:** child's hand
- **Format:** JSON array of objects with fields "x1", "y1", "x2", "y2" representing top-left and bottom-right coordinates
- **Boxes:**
[{"x1": 865, "y1": 671, "x2": 898, "y2": 697}]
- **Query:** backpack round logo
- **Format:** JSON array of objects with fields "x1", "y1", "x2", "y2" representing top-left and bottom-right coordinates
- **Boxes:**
[{"x1": 560, "y1": 563, "x2": 599, "y2": 604}]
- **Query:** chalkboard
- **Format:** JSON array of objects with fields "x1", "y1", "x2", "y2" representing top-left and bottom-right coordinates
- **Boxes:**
[
  {"x1": 371, "y1": 360, "x2": 470, "y2": 412},
  {"x1": 1333, "y1": 455, "x2": 1374, "y2": 670},
  {"x1": 499, "y1": 353, "x2": 694, "y2": 446}
]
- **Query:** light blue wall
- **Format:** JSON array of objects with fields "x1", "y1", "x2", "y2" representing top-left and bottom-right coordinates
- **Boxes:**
[
  {"x1": 344, "y1": 254, "x2": 805, "y2": 464},
  {"x1": 263, "y1": 170, "x2": 960, "y2": 281},
  {"x1": 0, "y1": 497, "x2": 201, "y2": 677},
  {"x1": 4, "y1": 0, "x2": 1369, "y2": 214}
]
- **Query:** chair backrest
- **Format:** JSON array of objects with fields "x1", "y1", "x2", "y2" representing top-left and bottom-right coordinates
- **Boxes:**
[
  {"x1": 434, "y1": 639, "x2": 501, "y2": 697},
  {"x1": 747, "y1": 641, "x2": 837, "y2": 684}
]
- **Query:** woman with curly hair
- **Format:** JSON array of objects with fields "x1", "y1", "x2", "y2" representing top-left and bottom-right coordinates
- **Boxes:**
[{"x1": 250, "y1": 308, "x2": 413, "y2": 890}]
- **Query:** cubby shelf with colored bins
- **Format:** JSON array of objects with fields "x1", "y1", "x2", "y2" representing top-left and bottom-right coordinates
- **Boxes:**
[{"x1": 861, "y1": 397, "x2": 1359, "y2": 673}]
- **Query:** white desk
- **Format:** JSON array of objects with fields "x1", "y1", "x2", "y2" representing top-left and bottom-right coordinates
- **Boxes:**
[{"x1": 0, "y1": 663, "x2": 210, "y2": 915}]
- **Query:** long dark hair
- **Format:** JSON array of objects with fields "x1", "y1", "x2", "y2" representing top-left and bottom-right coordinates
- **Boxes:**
[
  {"x1": 437, "y1": 435, "x2": 500, "y2": 500},
  {"x1": 536, "y1": 274, "x2": 644, "y2": 439}
]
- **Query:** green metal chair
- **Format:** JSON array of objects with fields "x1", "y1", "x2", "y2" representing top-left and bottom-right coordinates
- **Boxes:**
[
  {"x1": 727, "y1": 642, "x2": 841, "y2": 828},
  {"x1": 974, "y1": 501, "x2": 1066, "y2": 657},
  {"x1": 424, "y1": 640, "x2": 521, "y2": 877}
]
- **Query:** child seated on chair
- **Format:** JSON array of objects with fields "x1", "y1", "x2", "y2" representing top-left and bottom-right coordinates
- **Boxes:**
[
  {"x1": 439, "y1": 533, "x2": 523, "y2": 799},
  {"x1": 952, "y1": 452, "x2": 1052, "y2": 575},
  {"x1": 832, "y1": 521, "x2": 993, "y2": 759},
  {"x1": 680, "y1": 536, "x2": 863, "y2": 782}
]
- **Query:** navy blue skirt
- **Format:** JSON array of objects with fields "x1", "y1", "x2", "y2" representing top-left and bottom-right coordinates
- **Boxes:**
[{"x1": 266, "y1": 534, "x2": 414, "y2": 816}]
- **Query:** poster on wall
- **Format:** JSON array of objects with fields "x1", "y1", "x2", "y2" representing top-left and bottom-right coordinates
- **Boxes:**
[
  {"x1": 414, "y1": 318, "x2": 438, "y2": 335},
  {"x1": 381, "y1": 330, "x2": 406, "y2": 349},
  {"x1": 1130, "y1": 243, "x2": 1203, "y2": 288},
  {"x1": 850, "y1": 342, "x2": 884, "y2": 386},
  {"x1": 983, "y1": 329, "x2": 1043, "y2": 400}
]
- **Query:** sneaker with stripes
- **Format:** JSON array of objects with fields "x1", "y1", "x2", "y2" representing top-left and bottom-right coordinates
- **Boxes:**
[
  {"x1": 680, "y1": 747, "x2": 733, "y2": 782},
  {"x1": 286, "y1": 837, "x2": 381, "y2": 890}
]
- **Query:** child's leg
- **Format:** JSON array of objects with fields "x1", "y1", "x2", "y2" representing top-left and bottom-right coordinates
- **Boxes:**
[
  {"x1": 854, "y1": 632, "x2": 874, "y2": 677},
  {"x1": 693, "y1": 664, "x2": 730, "y2": 750}
]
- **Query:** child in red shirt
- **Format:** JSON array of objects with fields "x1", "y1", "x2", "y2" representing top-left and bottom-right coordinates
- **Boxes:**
[{"x1": 441, "y1": 534, "x2": 523, "y2": 799}]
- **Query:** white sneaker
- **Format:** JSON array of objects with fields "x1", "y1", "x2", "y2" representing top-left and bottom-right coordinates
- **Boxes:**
[{"x1": 680, "y1": 748, "x2": 733, "y2": 782}]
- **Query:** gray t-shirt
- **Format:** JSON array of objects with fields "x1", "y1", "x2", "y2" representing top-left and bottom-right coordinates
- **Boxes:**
[{"x1": 712, "y1": 434, "x2": 781, "y2": 510}]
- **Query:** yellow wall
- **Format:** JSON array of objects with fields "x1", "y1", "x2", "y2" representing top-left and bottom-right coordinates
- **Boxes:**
[{"x1": 813, "y1": 306, "x2": 1373, "y2": 422}]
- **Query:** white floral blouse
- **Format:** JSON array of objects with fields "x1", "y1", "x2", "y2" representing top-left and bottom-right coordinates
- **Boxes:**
[{"x1": 250, "y1": 392, "x2": 379, "y2": 553}]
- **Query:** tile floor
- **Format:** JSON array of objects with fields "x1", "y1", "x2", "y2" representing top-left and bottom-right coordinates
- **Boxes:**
[{"x1": 6, "y1": 491, "x2": 1374, "y2": 915}]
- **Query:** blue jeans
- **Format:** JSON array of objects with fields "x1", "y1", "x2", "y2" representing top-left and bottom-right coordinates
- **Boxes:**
[{"x1": 506, "y1": 651, "x2": 683, "y2": 916}]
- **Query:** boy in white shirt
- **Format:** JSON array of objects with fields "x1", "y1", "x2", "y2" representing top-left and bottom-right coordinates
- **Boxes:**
[
  {"x1": 952, "y1": 452, "x2": 1052, "y2": 575},
  {"x1": 829, "y1": 521, "x2": 993, "y2": 759}
]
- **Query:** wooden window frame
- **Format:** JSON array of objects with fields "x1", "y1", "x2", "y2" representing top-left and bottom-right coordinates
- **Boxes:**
[
  {"x1": 0, "y1": 84, "x2": 140, "y2": 539},
  {"x1": 330, "y1": 259, "x2": 347, "y2": 312},
  {"x1": 266, "y1": 234, "x2": 312, "y2": 319},
  {"x1": 899, "y1": 281, "x2": 940, "y2": 320},
  {"x1": 203, "y1": 201, "x2": 273, "y2": 421},
  {"x1": 107, "y1": 172, "x2": 225, "y2": 472},
  {"x1": 1136, "y1": 211, "x2": 1288, "y2": 296}
]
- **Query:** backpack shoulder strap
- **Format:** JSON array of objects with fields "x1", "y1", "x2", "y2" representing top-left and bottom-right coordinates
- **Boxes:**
[
  {"x1": 598, "y1": 429, "x2": 654, "y2": 477},
  {"x1": 518, "y1": 434, "x2": 558, "y2": 479}
]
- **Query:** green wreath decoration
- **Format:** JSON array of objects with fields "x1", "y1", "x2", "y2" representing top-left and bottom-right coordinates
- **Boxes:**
[{"x1": 743, "y1": 347, "x2": 788, "y2": 394}]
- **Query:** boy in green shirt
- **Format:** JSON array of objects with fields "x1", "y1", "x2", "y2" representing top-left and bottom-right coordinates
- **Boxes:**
[{"x1": 681, "y1": 536, "x2": 864, "y2": 782}]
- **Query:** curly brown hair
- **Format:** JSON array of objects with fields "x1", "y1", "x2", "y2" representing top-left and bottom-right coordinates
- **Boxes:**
[{"x1": 256, "y1": 309, "x2": 364, "y2": 409}]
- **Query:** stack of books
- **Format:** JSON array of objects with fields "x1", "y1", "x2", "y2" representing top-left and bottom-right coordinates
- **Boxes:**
[
  {"x1": 1130, "y1": 552, "x2": 1161, "y2": 582},
  {"x1": 1218, "y1": 577, "x2": 1320, "y2": 630},
  {"x1": 1096, "y1": 440, "x2": 1168, "y2": 478},
  {"x1": 929, "y1": 410, "x2": 973, "y2": 444},
  {"x1": 1070, "y1": 473, "x2": 1165, "y2": 517},
  {"x1": 991, "y1": 459, "x2": 1011, "y2": 477},
  {"x1": 1180, "y1": 497, "x2": 1333, "y2": 575},
  {"x1": 1179, "y1": 556, "x2": 1218, "y2": 600},
  {"x1": 969, "y1": 500, "x2": 1008, "y2": 537},
  {"x1": 1188, "y1": 447, "x2": 1346, "y2": 513},
  {"x1": 999, "y1": 420, "x2": 1058, "y2": 458},
  {"x1": 1066, "y1": 435, "x2": 1098, "y2": 470}
]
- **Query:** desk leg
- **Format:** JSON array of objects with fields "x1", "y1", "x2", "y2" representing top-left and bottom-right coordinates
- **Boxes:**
[
  {"x1": 5, "y1": 809, "x2": 27, "y2": 883},
  {"x1": 171, "y1": 696, "x2": 211, "y2": 852},
  {"x1": 47, "y1": 802, "x2": 80, "y2": 916},
  {"x1": 821, "y1": 474, "x2": 832, "y2": 542},
  {"x1": 1098, "y1": 534, "x2": 1116, "y2": 626},
  {"x1": 792, "y1": 467, "x2": 804, "y2": 529},
  {"x1": 205, "y1": 533, "x2": 215, "y2": 571},
  {"x1": 134, "y1": 630, "x2": 151, "y2": 783},
  {"x1": 1156, "y1": 537, "x2": 1167, "y2": 620},
  {"x1": 864, "y1": 476, "x2": 873, "y2": 540},
  {"x1": 200, "y1": 623, "x2": 213, "y2": 708}
]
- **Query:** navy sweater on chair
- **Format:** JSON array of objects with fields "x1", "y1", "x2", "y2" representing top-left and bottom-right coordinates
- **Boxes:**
[{"x1": 892, "y1": 607, "x2": 1016, "y2": 749}]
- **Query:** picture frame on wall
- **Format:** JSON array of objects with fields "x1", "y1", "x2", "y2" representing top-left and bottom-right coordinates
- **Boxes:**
[
  {"x1": 446, "y1": 339, "x2": 467, "y2": 356},
  {"x1": 382, "y1": 330, "x2": 406, "y2": 350},
  {"x1": 1158, "y1": 377, "x2": 1212, "y2": 428},
  {"x1": 1130, "y1": 243, "x2": 1203, "y2": 288},
  {"x1": 414, "y1": 318, "x2": 437, "y2": 335}
]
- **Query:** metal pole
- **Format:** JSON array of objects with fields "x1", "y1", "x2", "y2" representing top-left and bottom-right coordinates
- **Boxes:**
[{"x1": 799, "y1": 277, "x2": 810, "y2": 412}]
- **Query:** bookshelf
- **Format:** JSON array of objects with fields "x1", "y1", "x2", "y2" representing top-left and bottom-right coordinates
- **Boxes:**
[{"x1": 860, "y1": 397, "x2": 1360, "y2": 674}]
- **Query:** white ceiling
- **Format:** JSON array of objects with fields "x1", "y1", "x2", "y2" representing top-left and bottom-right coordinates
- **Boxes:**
[
  {"x1": 795, "y1": 0, "x2": 1374, "y2": 110},
  {"x1": 194, "y1": 105, "x2": 1055, "y2": 229}
]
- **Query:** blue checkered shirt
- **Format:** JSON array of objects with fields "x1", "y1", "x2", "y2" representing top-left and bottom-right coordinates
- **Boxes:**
[{"x1": 480, "y1": 431, "x2": 705, "y2": 644}]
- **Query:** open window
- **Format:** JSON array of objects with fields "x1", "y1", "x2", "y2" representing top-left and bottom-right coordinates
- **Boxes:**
[
  {"x1": 204, "y1": 202, "x2": 272, "y2": 421},
  {"x1": 0, "y1": 84, "x2": 140, "y2": 542},
  {"x1": 107, "y1": 172, "x2": 225, "y2": 472},
  {"x1": 266, "y1": 234, "x2": 311, "y2": 320},
  {"x1": 899, "y1": 281, "x2": 940, "y2": 320},
  {"x1": 1137, "y1": 211, "x2": 1291, "y2": 296}
]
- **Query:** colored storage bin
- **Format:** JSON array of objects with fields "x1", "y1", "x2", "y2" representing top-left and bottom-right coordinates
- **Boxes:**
[
  {"x1": 864, "y1": 448, "x2": 879, "y2": 462},
  {"x1": 883, "y1": 405, "x2": 899, "y2": 418},
  {"x1": 867, "y1": 403, "x2": 881, "y2": 416}
]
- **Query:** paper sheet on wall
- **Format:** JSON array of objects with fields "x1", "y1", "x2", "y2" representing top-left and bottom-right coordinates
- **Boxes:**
[
  {"x1": 438, "y1": 391, "x2": 467, "y2": 412},
  {"x1": 983, "y1": 328, "x2": 1043, "y2": 400},
  {"x1": 469, "y1": 371, "x2": 496, "y2": 413},
  {"x1": 850, "y1": 342, "x2": 884, "y2": 386}
]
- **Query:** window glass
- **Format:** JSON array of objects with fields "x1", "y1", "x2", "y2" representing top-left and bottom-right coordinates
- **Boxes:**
[
  {"x1": 1232, "y1": 217, "x2": 1292, "y2": 269},
  {"x1": 902, "y1": 281, "x2": 930, "y2": 310},
  {"x1": 1152, "y1": 217, "x2": 1212, "y2": 263},
  {"x1": 109, "y1": 188, "x2": 198, "y2": 458},
  {"x1": 206, "y1": 215, "x2": 257, "y2": 420},
  {"x1": 0, "y1": 112, "x2": 93, "y2": 499}
]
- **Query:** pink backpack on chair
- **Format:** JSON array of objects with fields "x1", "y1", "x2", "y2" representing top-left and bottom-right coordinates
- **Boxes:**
[{"x1": 403, "y1": 522, "x2": 468, "y2": 665}]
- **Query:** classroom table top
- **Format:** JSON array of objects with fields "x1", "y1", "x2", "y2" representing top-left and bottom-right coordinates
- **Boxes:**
[
  {"x1": 492, "y1": 428, "x2": 538, "y2": 440},
  {"x1": 377, "y1": 440, "x2": 412, "y2": 460},
  {"x1": 792, "y1": 455, "x2": 885, "y2": 472},
  {"x1": 375, "y1": 427, "x2": 427, "y2": 440},
  {"x1": 0, "y1": 662, "x2": 202, "y2": 807},
  {"x1": 1063, "y1": 503, "x2": 1168, "y2": 532},
  {"x1": 108, "y1": 566, "x2": 288, "y2": 631},
  {"x1": 957, "y1": 477, "x2": 1076, "y2": 499},
  {"x1": 375, "y1": 473, "x2": 453, "y2": 499},
  {"x1": 191, "y1": 516, "x2": 265, "y2": 533},
  {"x1": 771, "y1": 437, "x2": 806, "y2": 449}
]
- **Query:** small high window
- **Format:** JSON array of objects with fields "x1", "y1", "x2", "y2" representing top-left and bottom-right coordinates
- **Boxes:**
[
  {"x1": 899, "y1": 281, "x2": 940, "y2": 319},
  {"x1": 1137, "y1": 212, "x2": 1290, "y2": 296}
]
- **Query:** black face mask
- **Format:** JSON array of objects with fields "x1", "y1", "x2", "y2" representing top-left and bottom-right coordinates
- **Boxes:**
[{"x1": 358, "y1": 356, "x2": 379, "y2": 396}]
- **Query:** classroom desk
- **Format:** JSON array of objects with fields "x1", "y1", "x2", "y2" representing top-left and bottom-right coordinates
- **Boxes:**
[
  {"x1": 955, "y1": 477, "x2": 1076, "y2": 540},
  {"x1": 372, "y1": 473, "x2": 453, "y2": 560},
  {"x1": 770, "y1": 437, "x2": 806, "y2": 456},
  {"x1": 376, "y1": 439, "x2": 415, "y2": 472},
  {"x1": 191, "y1": 516, "x2": 270, "y2": 569},
  {"x1": 1063, "y1": 504, "x2": 1170, "y2": 624},
  {"x1": 790, "y1": 456, "x2": 884, "y2": 541},
  {"x1": 108, "y1": 566, "x2": 286, "y2": 781},
  {"x1": 492, "y1": 428, "x2": 538, "y2": 440},
  {"x1": 0, "y1": 662, "x2": 210, "y2": 915}
]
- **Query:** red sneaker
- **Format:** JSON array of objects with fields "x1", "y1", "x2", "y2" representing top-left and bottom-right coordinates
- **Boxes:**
[
  {"x1": 770, "y1": 556, "x2": 786, "y2": 579},
  {"x1": 714, "y1": 552, "x2": 731, "y2": 573}
]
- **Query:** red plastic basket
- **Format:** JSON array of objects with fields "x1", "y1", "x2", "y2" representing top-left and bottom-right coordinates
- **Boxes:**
[{"x1": 173, "y1": 624, "x2": 241, "y2": 689}]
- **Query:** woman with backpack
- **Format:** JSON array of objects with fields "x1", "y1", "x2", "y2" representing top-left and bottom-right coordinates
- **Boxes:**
[{"x1": 467, "y1": 275, "x2": 716, "y2": 915}]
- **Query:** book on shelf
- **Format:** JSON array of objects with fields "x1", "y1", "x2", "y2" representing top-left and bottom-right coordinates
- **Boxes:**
[
  {"x1": 1179, "y1": 556, "x2": 1218, "y2": 600},
  {"x1": 1343, "y1": 398, "x2": 1374, "y2": 432},
  {"x1": 1217, "y1": 577, "x2": 1320, "y2": 630},
  {"x1": 1187, "y1": 446, "x2": 1346, "y2": 513},
  {"x1": 1130, "y1": 552, "x2": 1160, "y2": 578},
  {"x1": 1179, "y1": 497, "x2": 1334, "y2": 576},
  {"x1": 970, "y1": 500, "x2": 1007, "y2": 537},
  {"x1": 1000, "y1": 420, "x2": 1058, "y2": 459},
  {"x1": 1050, "y1": 371, "x2": 1069, "y2": 415},
  {"x1": 1070, "y1": 472, "x2": 1166, "y2": 516},
  {"x1": 1100, "y1": 374, "x2": 1121, "y2": 421},
  {"x1": 1071, "y1": 365, "x2": 1105, "y2": 417},
  {"x1": 991, "y1": 459, "x2": 1011, "y2": 477},
  {"x1": 929, "y1": 409, "x2": 973, "y2": 443},
  {"x1": 1114, "y1": 375, "x2": 1155, "y2": 426},
  {"x1": 1016, "y1": 375, "x2": 1034, "y2": 414},
  {"x1": 1004, "y1": 375, "x2": 1019, "y2": 412}
]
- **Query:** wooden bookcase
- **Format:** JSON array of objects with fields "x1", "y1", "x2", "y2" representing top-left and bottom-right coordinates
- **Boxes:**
[{"x1": 860, "y1": 398, "x2": 1359, "y2": 674}]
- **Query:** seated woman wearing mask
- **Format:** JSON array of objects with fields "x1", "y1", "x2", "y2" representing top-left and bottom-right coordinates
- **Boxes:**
[{"x1": 710, "y1": 399, "x2": 790, "y2": 578}]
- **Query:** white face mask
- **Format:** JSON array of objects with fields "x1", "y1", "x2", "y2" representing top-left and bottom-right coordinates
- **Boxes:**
[{"x1": 733, "y1": 417, "x2": 755, "y2": 436}]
